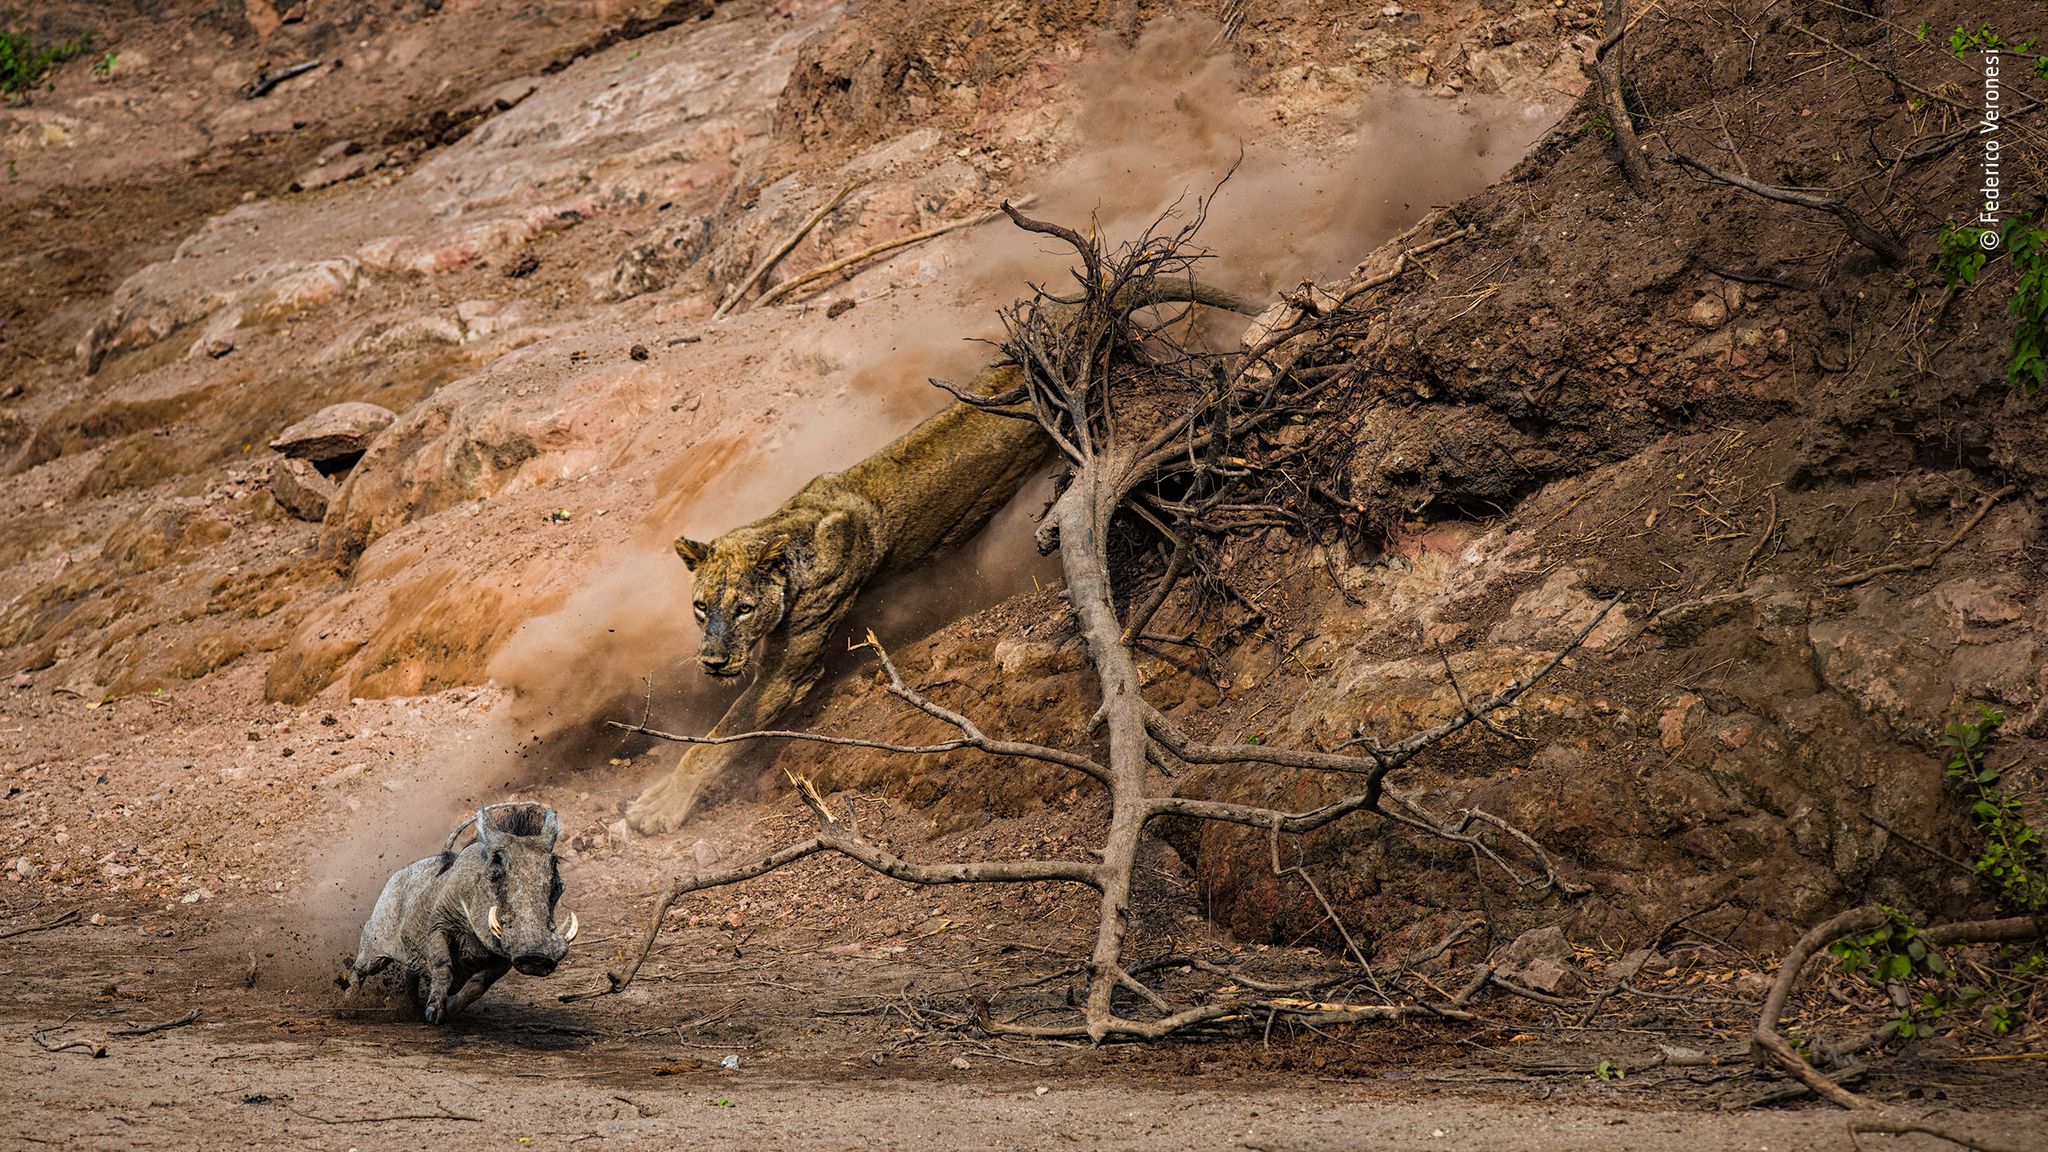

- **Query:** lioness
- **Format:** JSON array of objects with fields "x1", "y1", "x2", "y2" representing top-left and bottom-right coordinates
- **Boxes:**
[{"x1": 626, "y1": 281, "x2": 1260, "y2": 832}]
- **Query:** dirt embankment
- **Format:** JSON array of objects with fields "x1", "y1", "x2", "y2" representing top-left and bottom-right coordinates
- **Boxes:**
[{"x1": 0, "y1": 0, "x2": 2045, "y2": 1142}]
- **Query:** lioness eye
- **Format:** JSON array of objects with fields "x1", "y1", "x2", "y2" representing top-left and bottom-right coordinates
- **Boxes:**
[
  {"x1": 692, "y1": 601, "x2": 707, "y2": 620},
  {"x1": 736, "y1": 603, "x2": 756, "y2": 618}
]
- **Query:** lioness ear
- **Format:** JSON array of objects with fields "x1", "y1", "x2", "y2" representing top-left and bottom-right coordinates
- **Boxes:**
[
  {"x1": 675, "y1": 537, "x2": 711, "y2": 570},
  {"x1": 759, "y1": 537, "x2": 788, "y2": 567}
]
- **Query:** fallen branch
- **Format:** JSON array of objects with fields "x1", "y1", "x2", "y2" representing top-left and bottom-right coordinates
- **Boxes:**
[
  {"x1": 751, "y1": 195, "x2": 1038, "y2": 311},
  {"x1": 1332, "y1": 224, "x2": 1479, "y2": 308},
  {"x1": 1824, "y1": 484, "x2": 2018, "y2": 588},
  {"x1": 1589, "y1": 0, "x2": 1652, "y2": 194},
  {"x1": 109, "y1": 1008, "x2": 201, "y2": 1037},
  {"x1": 239, "y1": 60, "x2": 321, "y2": 99},
  {"x1": 1670, "y1": 153, "x2": 1906, "y2": 266},
  {"x1": 1847, "y1": 1118, "x2": 2018, "y2": 1152},
  {"x1": 572, "y1": 775, "x2": 1096, "y2": 1002},
  {"x1": 0, "y1": 907, "x2": 81, "y2": 940},
  {"x1": 715, "y1": 182, "x2": 860, "y2": 319},
  {"x1": 288, "y1": 1105, "x2": 482, "y2": 1125},
  {"x1": 1754, "y1": 905, "x2": 2039, "y2": 1150},
  {"x1": 30, "y1": 1026, "x2": 105, "y2": 1058}
]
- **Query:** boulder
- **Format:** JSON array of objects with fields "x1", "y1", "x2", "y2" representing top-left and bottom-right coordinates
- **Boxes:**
[
  {"x1": 273, "y1": 457, "x2": 339, "y2": 522},
  {"x1": 1495, "y1": 925, "x2": 1583, "y2": 995},
  {"x1": 270, "y1": 402, "x2": 396, "y2": 465}
]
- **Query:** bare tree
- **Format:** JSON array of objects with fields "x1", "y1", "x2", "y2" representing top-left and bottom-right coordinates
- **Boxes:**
[{"x1": 577, "y1": 202, "x2": 1605, "y2": 1042}]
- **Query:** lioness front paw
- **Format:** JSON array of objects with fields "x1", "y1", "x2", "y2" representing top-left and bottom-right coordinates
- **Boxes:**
[{"x1": 626, "y1": 773, "x2": 702, "y2": 835}]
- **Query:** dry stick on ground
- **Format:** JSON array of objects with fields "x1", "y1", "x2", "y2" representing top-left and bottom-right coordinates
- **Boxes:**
[
  {"x1": 0, "y1": 907, "x2": 80, "y2": 939},
  {"x1": 750, "y1": 196, "x2": 1039, "y2": 311},
  {"x1": 1824, "y1": 484, "x2": 2019, "y2": 588},
  {"x1": 1589, "y1": 0, "x2": 1652, "y2": 194},
  {"x1": 712, "y1": 182, "x2": 860, "y2": 319},
  {"x1": 109, "y1": 1008, "x2": 201, "y2": 1037},
  {"x1": 580, "y1": 205, "x2": 1604, "y2": 1041},
  {"x1": 1669, "y1": 153, "x2": 1906, "y2": 266},
  {"x1": 1753, "y1": 905, "x2": 2040, "y2": 1152}
]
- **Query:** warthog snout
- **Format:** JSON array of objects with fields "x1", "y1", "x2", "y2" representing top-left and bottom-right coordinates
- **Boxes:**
[{"x1": 513, "y1": 953, "x2": 558, "y2": 977}]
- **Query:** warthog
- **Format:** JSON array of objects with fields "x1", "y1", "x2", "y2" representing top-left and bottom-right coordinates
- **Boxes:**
[{"x1": 343, "y1": 801, "x2": 580, "y2": 1023}]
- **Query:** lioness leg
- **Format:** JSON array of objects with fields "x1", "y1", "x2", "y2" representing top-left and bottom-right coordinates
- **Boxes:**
[{"x1": 626, "y1": 627, "x2": 833, "y2": 833}]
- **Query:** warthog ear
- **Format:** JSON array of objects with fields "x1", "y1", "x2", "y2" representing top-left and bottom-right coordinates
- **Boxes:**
[
  {"x1": 540, "y1": 807, "x2": 561, "y2": 851},
  {"x1": 474, "y1": 806, "x2": 499, "y2": 850},
  {"x1": 675, "y1": 537, "x2": 711, "y2": 570}
]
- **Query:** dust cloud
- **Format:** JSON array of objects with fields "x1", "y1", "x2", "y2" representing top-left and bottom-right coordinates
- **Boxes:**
[
  {"x1": 970, "y1": 15, "x2": 1559, "y2": 299},
  {"x1": 308, "y1": 12, "x2": 1559, "y2": 951},
  {"x1": 467, "y1": 12, "x2": 1560, "y2": 806}
]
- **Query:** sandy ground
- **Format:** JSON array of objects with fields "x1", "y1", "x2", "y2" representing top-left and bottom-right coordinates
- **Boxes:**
[
  {"x1": 7, "y1": 0, "x2": 2048, "y2": 1147},
  {"x1": 6, "y1": 882, "x2": 2040, "y2": 1151}
]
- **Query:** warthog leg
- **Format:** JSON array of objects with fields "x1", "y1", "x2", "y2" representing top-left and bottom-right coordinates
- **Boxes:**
[
  {"x1": 421, "y1": 932, "x2": 457, "y2": 1024},
  {"x1": 446, "y1": 962, "x2": 510, "y2": 1019}
]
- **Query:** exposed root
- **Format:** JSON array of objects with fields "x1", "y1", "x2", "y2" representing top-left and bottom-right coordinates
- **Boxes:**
[{"x1": 1752, "y1": 905, "x2": 2041, "y2": 1151}]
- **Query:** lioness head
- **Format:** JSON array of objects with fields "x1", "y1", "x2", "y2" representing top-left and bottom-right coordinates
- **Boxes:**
[{"x1": 675, "y1": 535, "x2": 791, "y2": 679}]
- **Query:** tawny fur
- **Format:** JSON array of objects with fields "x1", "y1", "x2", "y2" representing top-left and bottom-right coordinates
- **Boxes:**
[{"x1": 626, "y1": 281, "x2": 1261, "y2": 833}]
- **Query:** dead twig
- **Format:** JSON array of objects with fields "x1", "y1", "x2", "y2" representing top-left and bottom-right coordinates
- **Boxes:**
[
  {"x1": 288, "y1": 1105, "x2": 482, "y2": 1125},
  {"x1": 239, "y1": 60, "x2": 320, "y2": 99},
  {"x1": 1824, "y1": 485, "x2": 2019, "y2": 588},
  {"x1": 1670, "y1": 153, "x2": 1905, "y2": 266},
  {"x1": 31, "y1": 1023, "x2": 105, "y2": 1059},
  {"x1": 109, "y1": 1008, "x2": 201, "y2": 1037},
  {"x1": 753, "y1": 196, "x2": 1039, "y2": 310},
  {"x1": 715, "y1": 182, "x2": 861, "y2": 318},
  {"x1": 0, "y1": 907, "x2": 81, "y2": 940}
]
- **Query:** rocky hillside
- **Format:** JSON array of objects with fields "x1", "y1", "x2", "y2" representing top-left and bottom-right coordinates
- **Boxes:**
[{"x1": 2, "y1": 0, "x2": 2042, "y2": 966}]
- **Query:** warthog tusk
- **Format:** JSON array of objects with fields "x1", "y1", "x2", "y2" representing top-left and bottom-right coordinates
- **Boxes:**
[
  {"x1": 487, "y1": 904, "x2": 503, "y2": 939},
  {"x1": 563, "y1": 911, "x2": 579, "y2": 943}
]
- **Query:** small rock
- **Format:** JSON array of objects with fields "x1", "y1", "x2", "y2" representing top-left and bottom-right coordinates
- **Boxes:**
[
  {"x1": 826, "y1": 298, "x2": 857, "y2": 319},
  {"x1": 320, "y1": 763, "x2": 365, "y2": 790},
  {"x1": 1686, "y1": 294, "x2": 1728, "y2": 329},
  {"x1": 1935, "y1": 578, "x2": 2024, "y2": 627},
  {"x1": 1606, "y1": 948, "x2": 1657, "y2": 982},
  {"x1": 1497, "y1": 924, "x2": 1583, "y2": 995},
  {"x1": 690, "y1": 839, "x2": 721, "y2": 868},
  {"x1": 950, "y1": 1056, "x2": 971, "y2": 1070},
  {"x1": 180, "y1": 888, "x2": 210, "y2": 904},
  {"x1": 270, "y1": 401, "x2": 397, "y2": 464},
  {"x1": 10, "y1": 856, "x2": 32, "y2": 879},
  {"x1": 1034, "y1": 1086, "x2": 1049, "y2": 1097},
  {"x1": 629, "y1": 343, "x2": 650, "y2": 361},
  {"x1": 8, "y1": 672, "x2": 30, "y2": 689},
  {"x1": 89, "y1": 913, "x2": 106, "y2": 926},
  {"x1": 290, "y1": 148, "x2": 384, "y2": 193},
  {"x1": 606, "y1": 819, "x2": 630, "y2": 848},
  {"x1": 272, "y1": 457, "x2": 338, "y2": 522},
  {"x1": 719, "y1": 1053, "x2": 741, "y2": 1071},
  {"x1": 1658, "y1": 694, "x2": 1701, "y2": 753}
]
